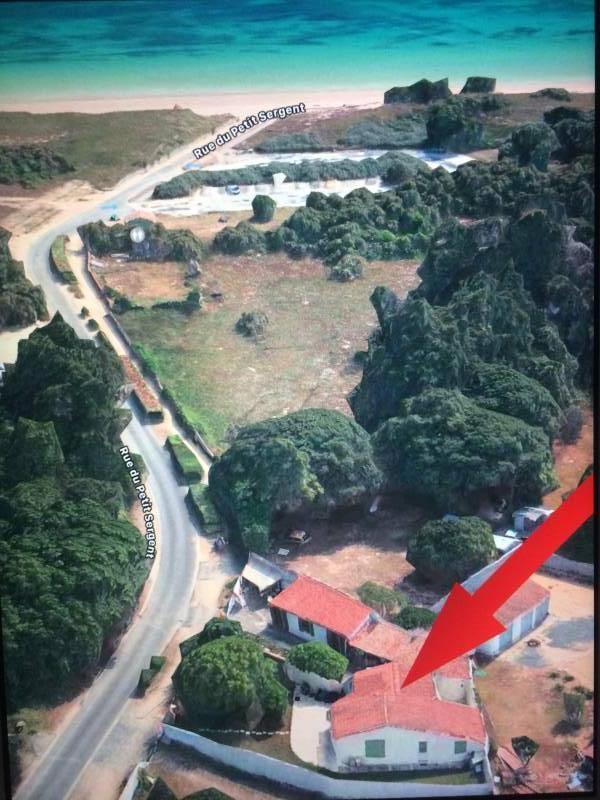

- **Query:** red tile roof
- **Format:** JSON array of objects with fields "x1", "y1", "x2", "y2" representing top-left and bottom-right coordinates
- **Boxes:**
[
  {"x1": 350, "y1": 620, "x2": 415, "y2": 662},
  {"x1": 495, "y1": 579, "x2": 549, "y2": 626},
  {"x1": 349, "y1": 620, "x2": 471, "y2": 680},
  {"x1": 331, "y1": 661, "x2": 486, "y2": 743},
  {"x1": 269, "y1": 575, "x2": 371, "y2": 638}
]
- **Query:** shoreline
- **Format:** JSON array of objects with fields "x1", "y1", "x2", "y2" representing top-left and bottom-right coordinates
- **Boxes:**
[{"x1": 0, "y1": 80, "x2": 594, "y2": 116}]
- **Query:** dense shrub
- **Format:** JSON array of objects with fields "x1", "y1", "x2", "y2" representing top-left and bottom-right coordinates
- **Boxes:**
[
  {"x1": 178, "y1": 636, "x2": 288, "y2": 724},
  {"x1": 213, "y1": 221, "x2": 267, "y2": 255},
  {"x1": 356, "y1": 582, "x2": 406, "y2": 616},
  {"x1": 252, "y1": 194, "x2": 276, "y2": 222},
  {"x1": 395, "y1": 605, "x2": 437, "y2": 630},
  {"x1": 0, "y1": 144, "x2": 73, "y2": 187},
  {"x1": 287, "y1": 642, "x2": 348, "y2": 681},
  {"x1": 0, "y1": 227, "x2": 48, "y2": 331},
  {"x1": 209, "y1": 409, "x2": 382, "y2": 553},
  {"x1": 372, "y1": 389, "x2": 556, "y2": 511},
  {"x1": 329, "y1": 253, "x2": 364, "y2": 282},
  {"x1": 407, "y1": 516, "x2": 497, "y2": 585},
  {"x1": 235, "y1": 310, "x2": 269, "y2": 338},
  {"x1": 79, "y1": 218, "x2": 205, "y2": 262}
]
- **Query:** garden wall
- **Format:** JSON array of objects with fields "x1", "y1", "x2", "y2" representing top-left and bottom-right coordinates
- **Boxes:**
[
  {"x1": 284, "y1": 662, "x2": 345, "y2": 694},
  {"x1": 540, "y1": 553, "x2": 594, "y2": 582},
  {"x1": 160, "y1": 724, "x2": 493, "y2": 798},
  {"x1": 118, "y1": 761, "x2": 149, "y2": 800}
]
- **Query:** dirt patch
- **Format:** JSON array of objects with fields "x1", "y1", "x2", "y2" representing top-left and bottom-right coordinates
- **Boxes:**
[
  {"x1": 274, "y1": 498, "x2": 441, "y2": 606},
  {"x1": 155, "y1": 206, "x2": 294, "y2": 243},
  {"x1": 544, "y1": 406, "x2": 593, "y2": 508},
  {"x1": 147, "y1": 745, "x2": 300, "y2": 800},
  {"x1": 476, "y1": 659, "x2": 593, "y2": 794},
  {"x1": 91, "y1": 256, "x2": 189, "y2": 306},
  {"x1": 121, "y1": 252, "x2": 421, "y2": 449}
]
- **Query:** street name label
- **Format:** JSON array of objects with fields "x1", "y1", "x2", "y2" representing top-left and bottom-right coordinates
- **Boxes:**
[
  {"x1": 193, "y1": 102, "x2": 306, "y2": 158},
  {"x1": 120, "y1": 445, "x2": 156, "y2": 559}
]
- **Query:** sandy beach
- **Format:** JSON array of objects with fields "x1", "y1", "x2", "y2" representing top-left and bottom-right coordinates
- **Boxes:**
[{"x1": 0, "y1": 80, "x2": 594, "y2": 116}]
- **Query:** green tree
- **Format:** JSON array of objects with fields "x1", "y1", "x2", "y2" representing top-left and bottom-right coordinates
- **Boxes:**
[
  {"x1": 0, "y1": 494, "x2": 147, "y2": 709},
  {"x1": 252, "y1": 194, "x2": 276, "y2": 223},
  {"x1": 373, "y1": 389, "x2": 555, "y2": 511},
  {"x1": 209, "y1": 409, "x2": 382, "y2": 552},
  {"x1": 287, "y1": 642, "x2": 348, "y2": 681},
  {"x1": 356, "y1": 582, "x2": 406, "y2": 616},
  {"x1": 178, "y1": 636, "x2": 287, "y2": 724},
  {"x1": 180, "y1": 617, "x2": 244, "y2": 658},
  {"x1": 511, "y1": 736, "x2": 539, "y2": 766},
  {"x1": 9, "y1": 418, "x2": 64, "y2": 483},
  {"x1": 395, "y1": 605, "x2": 436, "y2": 630},
  {"x1": 407, "y1": 516, "x2": 497, "y2": 585}
]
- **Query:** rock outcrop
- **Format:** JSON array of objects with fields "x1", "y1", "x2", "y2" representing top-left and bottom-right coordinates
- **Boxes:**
[
  {"x1": 384, "y1": 78, "x2": 451, "y2": 105},
  {"x1": 460, "y1": 76, "x2": 496, "y2": 94},
  {"x1": 530, "y1": 87, "x2": 572, "y2": 102}
]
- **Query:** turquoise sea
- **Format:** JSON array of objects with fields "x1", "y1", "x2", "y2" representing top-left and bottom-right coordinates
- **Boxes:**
[{"x1": 0, "y1": 0, "x2": 594, "y2": 101}]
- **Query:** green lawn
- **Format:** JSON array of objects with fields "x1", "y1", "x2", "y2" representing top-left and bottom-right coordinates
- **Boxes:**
[
  {"x1": 0, "y1": 109, "x2": 230, "y2": 189},
  {"x1": 121, "y1": 252, "x2": 420, "y2": 452}
]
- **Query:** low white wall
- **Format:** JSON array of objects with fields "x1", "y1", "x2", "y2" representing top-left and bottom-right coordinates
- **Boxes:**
[
  {"x1": 118, "y1": 761, "x2": 149, "y2": 800},
  {"x1": 160, "y1": 724, "x2": 493, "y2": 798},
  {"x1": 285, "y1": 662, "x2": 344, "y2": 693},
  {"x1": 541, "y1": 553, "x2": 594, "y2": 581}
]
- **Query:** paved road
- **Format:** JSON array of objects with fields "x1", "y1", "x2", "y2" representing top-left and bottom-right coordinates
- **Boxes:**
[
  {"x1": 15, "y1": 400, "x2": 199, "y2": 800},
  {"x1": 10, "y1": 123, "x2": 255, "y2": 800},
  {"x1": 9, "y1": 115, "x2": 281, "y2": 800}
]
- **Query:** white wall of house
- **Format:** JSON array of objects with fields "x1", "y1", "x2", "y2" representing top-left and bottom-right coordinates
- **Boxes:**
[
  {"x1": 434, "y1": 674, "x2": 476, "y2": 706},
  {"x1": 332, "y1": 726, "x2": 487, "y2": 771},
  {"x1": 285, "y1": 611, "x2": 330, "y2": 643},
  {"x1": 477, "y1": 597, "x2": 550, "y2": 657}
]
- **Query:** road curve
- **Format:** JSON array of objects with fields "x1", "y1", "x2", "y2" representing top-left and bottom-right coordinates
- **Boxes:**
[
  {"x1": 15, "y1": 398, "x2": 199, "y2": 800},
  {"x1": 10, "y1": 131, "x2": 235, "y2": 800},
  {"x1": 9, "y1": 116, "x2": 279, "y2": 800}
]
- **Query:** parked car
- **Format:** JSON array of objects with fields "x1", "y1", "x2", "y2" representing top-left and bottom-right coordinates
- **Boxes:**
[
  {"x1": 225, "y1": 184, "x2": 240, "y2": 195},
  {"x1": 288, "y1": 529, "x2": 311, "y2": 546}
]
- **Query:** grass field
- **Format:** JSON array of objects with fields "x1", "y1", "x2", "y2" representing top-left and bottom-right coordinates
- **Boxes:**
[
  {"x1": 120, "y1": 252, "x2": 421, "y2": 451},
  {"x1": 0, "y1": 109, "x2": 230, "y2": 189}
]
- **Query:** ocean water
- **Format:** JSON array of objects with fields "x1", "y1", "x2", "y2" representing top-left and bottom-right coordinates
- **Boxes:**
[{"x1": 0, "y1": 0, "x2": 594, "y2": 102}]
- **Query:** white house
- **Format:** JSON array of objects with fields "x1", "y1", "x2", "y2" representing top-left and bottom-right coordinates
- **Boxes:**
[
  {"x1": 513, "y1": 506, "x2": 553, "y2": 537},
  {"x1": 268, "y1": 574, "x2": 373, "y2": 654},
  {"x1": 433, "y1": 550, "x2": 550, "y2": 657},
  {"x1": 329, "y1": 660, "x2": 487, "y2": 772}
]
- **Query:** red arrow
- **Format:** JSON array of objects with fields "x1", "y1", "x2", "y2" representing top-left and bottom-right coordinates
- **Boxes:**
[{"x1": 402, "y1": 474, "x2": 595, "y2": 688}]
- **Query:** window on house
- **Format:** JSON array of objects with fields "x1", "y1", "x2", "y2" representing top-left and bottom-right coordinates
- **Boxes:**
[
  {"x1": 419, "y1": 741, "x2": 428, "y2": 754},
  {"x1": 454, "y1": 740, "x2": 467, "y2": 754},
  {"x1": 365, "y1": 739, "x2": 386, "y2": 758},
  {"x1": 298, "y1": 617, "x2": 314, "y2": 635}
]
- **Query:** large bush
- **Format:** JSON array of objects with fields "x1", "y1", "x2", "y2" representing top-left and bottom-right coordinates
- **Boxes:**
[
  {"x1": 209, "y1": 409, "x2": 382, "y2": 553},
  {"x1": 373, "y1": 389, "x2": 556, "y2": 511},
  {"x1": 357, "y1": 582, "x2": 406, "y2": 616},
  {"x1": 252, "y1": 194, "x2": 276, "y2": 223},
  {"x1": 0, "y1": 227, "x2": 48, "y2": 331},
  {"x1": 287, "y1": 642, "x2": 348, "y2": 681},
  {"x1": 178, "y1": 636, "x2": 287, "y2": 723},
  {"x1": 395, "y1": 605, "x2": 437, "y2": 630},
  {"x1": 407, "y1": 516, "x2": 497, "y2": 585}
]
